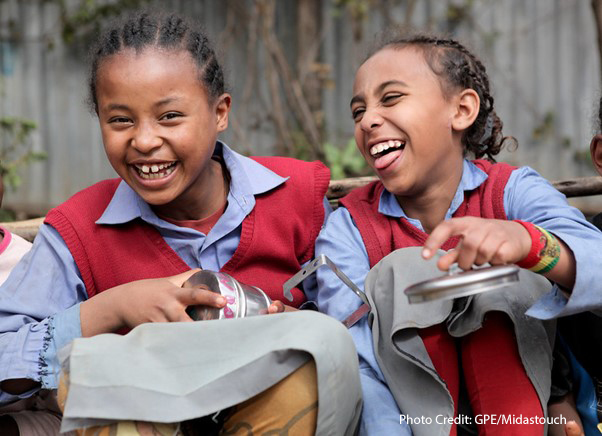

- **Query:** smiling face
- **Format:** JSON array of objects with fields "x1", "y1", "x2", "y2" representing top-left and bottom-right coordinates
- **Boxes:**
[
  {"x1": 95, "y1": 47, "x2": 231, "y2": 219},
  {"x1": 351, "y1": 46, "x2": 467, "y2": 200}
]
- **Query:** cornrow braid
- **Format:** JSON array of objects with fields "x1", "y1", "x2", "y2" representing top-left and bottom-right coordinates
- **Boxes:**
[
  {"x1": 88, "y1": 10, "x2": 226, "y2": 113},
  {"x1": 373, "y1": 33, "x2": 516, "y2": 161}
]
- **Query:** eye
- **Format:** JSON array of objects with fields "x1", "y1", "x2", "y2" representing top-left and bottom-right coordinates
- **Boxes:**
[
  {"x1": 382, "y1": 93, "x2": 403, "y2": 104},
  {"x1": 108, "y1": 116, "x2": 132, "y2": 124},
  {"x1": 160, "y1": 112, "x2": 183, "y2": 122},
  {"x1": 351, "y1": 107, "x2": 365, "y2": 122}
]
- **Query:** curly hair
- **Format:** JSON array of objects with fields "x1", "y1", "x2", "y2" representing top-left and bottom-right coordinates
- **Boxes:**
[
  {"x1": 370, "y1": 33, "x2": 516, "y2": 161},
  {"x1": 87, "y1": 10, "x2": 226, "y2": 113}
]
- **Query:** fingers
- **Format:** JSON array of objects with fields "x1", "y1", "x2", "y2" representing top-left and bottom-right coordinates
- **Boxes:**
[
  {"x1": 422, "y1": 220, "x2": 460, "y2": 259},
  {"x1": 267, "y1": 301, "x2": 298, "y2": 314},
  {"x1": 436, "y1": 248, "x2": 459, "y2": 271},
  {"x1": 268, "y1": 301, "x2": 285, "y2": 314},
  {"x1": 424, "y1": 218, "x2": 524, "y2": 271},
  {"x1": 564, "y1": 421, "x2": 584, "y2": 436},
  {"x1": 177, "y1": 285, "x2": 226, "y2": 308}
]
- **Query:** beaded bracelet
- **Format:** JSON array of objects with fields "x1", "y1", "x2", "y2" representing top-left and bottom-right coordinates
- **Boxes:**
[{"x1": 514, "y1": 220, "x2": 561, "y2": 274}]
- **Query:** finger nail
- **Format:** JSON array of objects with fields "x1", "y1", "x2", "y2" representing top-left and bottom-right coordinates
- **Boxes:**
[
  {"x1": 422, "y1": 248, "x2": 430, "y2": 258},
  {"x1": 217, "y1": 297, "x2": 226, "y2": 305}
]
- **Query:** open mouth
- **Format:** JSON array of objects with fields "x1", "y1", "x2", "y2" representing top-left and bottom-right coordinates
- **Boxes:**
[
  {"x1": 133, "y1": 162, "x2": 177, "y2": 180},
  {"x1": 369, "y1": 140, "x2": 405, "y2": 159}
]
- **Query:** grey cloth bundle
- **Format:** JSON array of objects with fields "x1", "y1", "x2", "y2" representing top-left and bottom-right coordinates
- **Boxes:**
[
  {"x1": 365, "y1": 247, "x2": 555, "y2": 436},
  {"x1": 59, "y1": 311, "x2": 362, "y2": 435}
]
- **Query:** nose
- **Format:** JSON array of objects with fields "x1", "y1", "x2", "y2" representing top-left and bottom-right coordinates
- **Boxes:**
[
  {"x1": 131, "y1": 122, "x2": 162, "y2": 153},
  {"x1": 359, "y1": 108, "x2": 384, "y2": 132}
]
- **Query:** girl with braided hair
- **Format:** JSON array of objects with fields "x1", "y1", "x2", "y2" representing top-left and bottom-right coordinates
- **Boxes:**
[
  {"x1": 0, "y1": 10, "x2": 361, "y2": 435},
  {"x1": 307, "y1": 33, "x2": 602, "y2": 435}
]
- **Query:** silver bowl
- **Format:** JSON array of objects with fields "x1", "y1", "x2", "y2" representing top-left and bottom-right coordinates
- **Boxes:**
[{"x1": 183, "y1": 271, "x2": 272, "y2": 320}]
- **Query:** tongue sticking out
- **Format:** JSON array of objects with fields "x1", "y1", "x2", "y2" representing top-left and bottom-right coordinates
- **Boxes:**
[{"x1": 374, "y1": 149, "x2": 402, "y2": 170}]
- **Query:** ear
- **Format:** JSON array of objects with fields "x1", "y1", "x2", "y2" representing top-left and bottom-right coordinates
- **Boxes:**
[
  {"x1": 451, "y1": 88, "x2": 480, "y2": 132},
  {"x1": 214, "y1": 93, "x2": 232, "y2": 133},
  {"x1": 590, "y1": 134, "x2": 602, "y2": 176}
]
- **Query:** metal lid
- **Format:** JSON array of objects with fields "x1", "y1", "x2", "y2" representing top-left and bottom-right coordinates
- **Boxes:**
[{"x1": 404, "y1": 264, "x2": 520, "y2": 304}]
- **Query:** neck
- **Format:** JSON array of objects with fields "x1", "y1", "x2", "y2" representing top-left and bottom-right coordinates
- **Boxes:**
[
  {"x1": 153, "y1": 158, "x2": 229, "y2": 221},
  {"x1": 396, "y1": 160, "x2": 464, "y2": 234}
]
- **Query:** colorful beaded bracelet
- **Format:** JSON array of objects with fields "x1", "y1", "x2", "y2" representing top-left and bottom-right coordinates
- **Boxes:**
[{"x1": 514, "y1": 220, "x2": 560, "y2": 274}]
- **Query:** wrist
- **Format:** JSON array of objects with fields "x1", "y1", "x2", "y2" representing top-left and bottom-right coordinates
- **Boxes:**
[
  {"x1": 80, "y1": 289, "x2": 125, "y2": 336},
  {"x1": 513, "y1": 220, "x2": 560, "y2": 274}
]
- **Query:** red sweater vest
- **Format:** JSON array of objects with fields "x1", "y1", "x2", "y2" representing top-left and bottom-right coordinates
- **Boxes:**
[
  {"x1": 44, "y1": 157, "x2": 330, "y2": 307},
  {"x1": 339, "y1": 160, "x2": 516, "y2": 268}
]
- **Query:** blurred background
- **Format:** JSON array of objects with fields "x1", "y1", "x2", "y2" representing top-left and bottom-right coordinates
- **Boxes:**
[{"x1": 1, "y1": 0, "x2": 601, "y2": 219}]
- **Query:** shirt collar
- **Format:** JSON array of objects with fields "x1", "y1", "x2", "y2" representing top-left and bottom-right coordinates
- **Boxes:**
[
  {"x1": 379, "y1": 159, "x2": 488, "y2": 219},
  {"x1": 96, "y1": 141, "x2": 287, "y2": 225}
]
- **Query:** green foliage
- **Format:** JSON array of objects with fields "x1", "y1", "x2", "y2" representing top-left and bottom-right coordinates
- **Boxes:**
[
  {"x1": 0, "y1": 117, "x2": 47, "y2": 190},
  {"x1": 531, "y1": 111, "x2": 556, "y2": 141},
  {"x1": 573, "y1": 149, "x2": 592, "y2": 164},
  {"x1": 323, "y1": 139, "x2": 367, "y2": 180}
]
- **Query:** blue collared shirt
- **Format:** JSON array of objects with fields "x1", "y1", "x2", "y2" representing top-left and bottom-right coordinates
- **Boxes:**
[
  {"x1": 305, "y1": 160, "x2": 602, "y2": 435},
  {"x1": 0, "y1": 142, "x2": 330, "y2": 403}
]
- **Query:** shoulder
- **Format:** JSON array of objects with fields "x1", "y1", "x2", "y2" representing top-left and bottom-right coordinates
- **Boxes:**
[
  {"x1": 251, "y1": 156, "x2": 329, "y2": 178},
  {"x1": 251, "y1": 157, "x2": 330, "y2": 200},
  {"x1": 56, "y1": 179, "x2": 121, "y2": 207},
  {"x1": 340, "y1": 180, "x2": 383, "y2": 206},
  {"x1": 46, "y1": 179, "x2": 122, "y2": 224},
  {"x1": 472, "y1": 159, "x2": 517, "y2": 175}
]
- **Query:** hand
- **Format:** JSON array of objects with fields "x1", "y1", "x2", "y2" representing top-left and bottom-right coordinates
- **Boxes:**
[
  {"x1": 564, "y1": 421, "x2": 584, "y2": 436},
  {"x1": 422, "y1": 217, "x2": 531, "y2": 271},
  {"x1": 113, "y1": 269, "x2": 227, "y2": 328},
  {"x1": 267, "y1": 300, "x2": 298, "y2": 314},
  {"x1": 81, "y1": 269, "x2": 227, "y2": 335}
]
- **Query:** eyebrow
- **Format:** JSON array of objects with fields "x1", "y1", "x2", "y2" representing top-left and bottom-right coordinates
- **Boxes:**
[
  {"x1": 105, "y1": 103, "x2": 130, "y2": 112},
  {"x1": 349, "y1": 79, "x2": 409, "y2": 108},
  {"x1": 155, "y1": 96, "x2": 181, "y2": 107}
]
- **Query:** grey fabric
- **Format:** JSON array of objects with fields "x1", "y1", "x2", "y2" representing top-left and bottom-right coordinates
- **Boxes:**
[
  {"x1": 59, "y1": 311, "x2": 361, "y2": 435},
  {"x1": 364, "y1": 247, "x2": 555, "y2": 436}
]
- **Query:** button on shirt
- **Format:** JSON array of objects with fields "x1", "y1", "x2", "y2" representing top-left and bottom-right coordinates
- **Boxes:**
[
  {"x1": 0, "y1": 142, "x2": 331, "y2": 403},
  {"x1": 305, "y1": 160, "x2": 602, "y2": 435}
]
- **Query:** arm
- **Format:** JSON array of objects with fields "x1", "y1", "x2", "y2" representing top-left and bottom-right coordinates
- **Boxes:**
[
  {"x1": 505, "y1": 167, "x2": 602, "y2": 318},
  {"x1": 423, "y1": 167, "x2": 602, "y2": 318},
  {"x1": 0, "y1": 224, "x2": 86, "y2": 395},
  {"x1": 306, "y1": 208, "x2": 411, "y2": 435}
]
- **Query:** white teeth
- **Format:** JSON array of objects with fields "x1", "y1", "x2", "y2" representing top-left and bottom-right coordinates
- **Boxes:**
[
  {"x1": 135, "y1": 162, "x2": 176, "y2": 179},
  {"x1": 370, "y1": 140, "x2": 404, "y2": 156}
]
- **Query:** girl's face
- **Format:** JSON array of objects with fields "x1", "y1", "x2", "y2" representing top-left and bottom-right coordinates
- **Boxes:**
[
  {"x1": 95, "y1": 47, "x2": 230, "y2": 218},
  {"x1": 351, "y1": 46, "x2": 466, "y2": 199}
]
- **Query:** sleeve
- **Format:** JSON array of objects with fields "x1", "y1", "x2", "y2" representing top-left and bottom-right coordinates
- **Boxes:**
[
  {"x1": 0, "y1": 223, "x2": 87, "y2": 398},
  {"x1": 306, "y1": 208, "x2": 411, "y2": 434},
  {"x1": 504, "y1": 166, "x2": 602, "y2": 318}
]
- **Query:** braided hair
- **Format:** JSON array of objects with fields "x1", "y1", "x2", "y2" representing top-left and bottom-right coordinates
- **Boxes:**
[
  {"x1": 88, "y1": 11, "x2": 225, "y2": 113},
  {"x1": 371, "y1": 34, "x2": 515, "y2": 161}
]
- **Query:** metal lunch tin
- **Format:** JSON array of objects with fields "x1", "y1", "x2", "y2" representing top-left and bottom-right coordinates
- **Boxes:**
[
  {"x1": 183, "y1": 270, "x2": 272, "y2": 321},
  {"x1": 404, "y1": 264, "x2": 520, "y2": 304}
]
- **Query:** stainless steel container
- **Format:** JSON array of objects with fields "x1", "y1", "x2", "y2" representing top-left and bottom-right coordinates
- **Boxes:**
[
  {"x1": 404, "y1": 264, "x2": 520, "y2": 304},
  {"x1": 183, "y1": 270, "x2": 272, "y2": 320}
]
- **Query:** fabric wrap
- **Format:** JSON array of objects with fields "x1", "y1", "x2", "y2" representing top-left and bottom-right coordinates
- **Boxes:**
[
  {"x1": 58, "y1": 311, "x2": 362, "y2": 435},
  {"x1": 364, "y1": 247, "x2": 555, "y2": 436}
]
